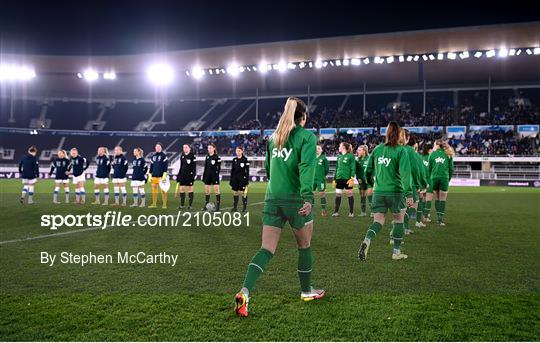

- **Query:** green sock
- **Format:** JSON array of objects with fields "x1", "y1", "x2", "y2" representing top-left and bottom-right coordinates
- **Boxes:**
[
  {"x1": 434, "y1": 200, "x2": 441, "y2": 220},
  {"x1": 297, "y1": 247, "x2": 313, "y2": 292},
  {"x1": 438, "y1": 200, "x2": 446, "y2": 221},
  {"x1": 416, "y1": 200, "x2": 424, "y2": 222},
  {"x1": 320, "y1": 196, "x2": 327, "y2": 211},
  {"x1": 360, "y1": 196, "x2": 366, "y2": 212},
  {"x1": 392, "y1": 223, "x2": 404, "y2": 251},
  {"x1": 365, "y1": 222, "x2": 383, "y2": 241},
  {"x1": 403, "y1": 211, "x2": 410, "y2": 230},
  {"x1": 242, "y1": 248, "x2": 273, "y2": 292},
  {"x1": 424, "y1": 200, "x2": 432, "y2": 217},
  {"x1": 407, "y1": 207, "x2": 416, "y2": 228},
  {"x1": 367, "y1": 195, "x2": 373, "y2": 211}
]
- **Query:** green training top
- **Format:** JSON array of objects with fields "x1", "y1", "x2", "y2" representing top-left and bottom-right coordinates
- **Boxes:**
[
  {"x1": 365, "y1": 143, "x2": 412, "y2": 195},
  {"x1": 355, "y1": 155, "x2": 368, "y2": 182},
  {"x1": 334, "y1": 152, "x2": 356, "y2": 180},
  {"x1": 314, "y1": 154, "x2": 330, "y2": 182},
  {"x1": 265, "y1": 124, "x2": 317, "y2": 204},
  {"x1": 405, "y1": 145, "x2": 428, "y2": 190},
  {"x1": 428, "y1": 149, "x2": 454, "y2": 180}
]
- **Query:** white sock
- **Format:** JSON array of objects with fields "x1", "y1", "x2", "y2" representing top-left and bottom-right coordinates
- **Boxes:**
[
  {"x1": 28, "y1": 186, "x2": 34, "y2": 202},
  {"x1": 121, "y1": 186, "x2": 127, "y2": 204},
  {"x1": 53, "y1": 186, "x2": 60, "y2": 202},
  {"x1": 139, "y1": 189, "x2": 146, "y2": 206},
  {"x1": 132, "y1": 187, "x2": 139, "y2": 205}
]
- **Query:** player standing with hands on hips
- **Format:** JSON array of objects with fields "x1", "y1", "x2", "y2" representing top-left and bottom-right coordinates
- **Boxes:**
[{"x1": 234, "y1": 97, "x2": 324, "y2": 318}]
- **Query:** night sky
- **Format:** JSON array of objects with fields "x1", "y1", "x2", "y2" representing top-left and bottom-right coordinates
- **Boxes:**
[{"x1": 1, "y1": 0, "x2": 537, "y2": 55}]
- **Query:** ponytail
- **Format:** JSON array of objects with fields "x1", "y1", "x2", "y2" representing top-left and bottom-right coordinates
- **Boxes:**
[
  {"x1": 436, "y1": 139, "x2": 455, "y2": 158},
  {"x1": 271, "y1": 97, "x2": 307, "y2": 149}
]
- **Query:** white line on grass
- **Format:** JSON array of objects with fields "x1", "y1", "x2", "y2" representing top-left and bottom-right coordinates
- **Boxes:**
[{"x1": 0, "y1": 201, "x2": 265, "y2": 246}]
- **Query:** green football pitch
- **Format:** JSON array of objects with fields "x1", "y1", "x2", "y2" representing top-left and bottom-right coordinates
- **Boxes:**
[{"x1": 0, "y1": 179, "x2": 539, "y2": 341}]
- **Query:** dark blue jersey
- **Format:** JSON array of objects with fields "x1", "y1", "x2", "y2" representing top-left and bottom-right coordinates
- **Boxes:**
[
  {"x1": 131, "y1": 157, "x2": 148, "y2": 181},
  {"x1": 50, "y1": 157, "x2": 70, "y2": 180},
  {"x1": 95, "y1": 155, "x2": 112, "y2": 178},
  {"x1": 19, "y1": 153, "x2": 39, "y2": 179},
  {"x1": 68, "y1": 155, "x2": 89, "y2": 177},
  {"x1": 150, "y1": 152, "x2": 168, "y2": 177},
  {"x1": 112, "y1": 154, "x2": 129, "y2": 178}
]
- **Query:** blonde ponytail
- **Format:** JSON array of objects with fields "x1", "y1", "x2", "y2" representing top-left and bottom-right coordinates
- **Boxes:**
[
  {"x1": 436, "y1": 139, "x2": 455, "y2": 158},
  {"x1": 271, "y1": 97, "x2": 304, "y2": 149}
]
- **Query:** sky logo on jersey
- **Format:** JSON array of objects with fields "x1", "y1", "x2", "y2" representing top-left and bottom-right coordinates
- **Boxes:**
[
  {"x1": 271, "y1": 148, "x2": 293, "y2": 161},
  {"x1": 435, "y1": 157, "x2": 446, "y2": 164},
  {"x1": 377, "y1": 156, "x2": 391, "y2": 167}
]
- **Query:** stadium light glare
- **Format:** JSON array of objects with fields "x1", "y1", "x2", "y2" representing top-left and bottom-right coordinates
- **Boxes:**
[
  {"x1": 447, "y1": 52, "x2": 457, "y2": 60},
  {"x1": 286, "y1": 62, "x2": 296, "y2": 70},
  {"x1": 82, "y1": 68, "x2": 99, "y2": 82},
  {"x1": 413, "y1": 55, "x2": 420, "y2": 62},
  {"x1": 398, "y1": 56, "x2": 405, "y2": 62},
  {"x1": 534, "y1": 47, "x2": 540, "y2": 55},
  {"x1": 0, "y1": 64, "x2": 36, "y2": 81},
  {"x1": 308, "y1": 61, "x2": 313, "y2": 68},
  {"x1": 525, "y1": 49, "x2": 532, "y2": 55},
  {"x1": 428, "y1": 54, "x2": 435, "y2": 60},
  {"x1": 498, "y1": 48, "x2": 508, "y2": 58},
  {"x1": 474, "y1": 51, "x2": 483, "y2": 58},
  {"x1": 459, "y1": 51, "x2": 469, "y2": 59},
  {"x1": 406, "y1": 56, "x2": 413, "y2": 62},
  {"x1": 314, "y1": 59, "x2": 323, "y2": 69},
  {"x1": 191, "y1": 67, "x2": 205, "y2": 79},
  {"x1": 257, "y1": 63, "x2": 268, "y2": 73},
  {"x1": 322, "y1": 61, "x2": 329, "y2": 67},
  {"x1": 486, "y1": 50, "x2": 496, "y2": 58},
  {"x1": 335, "y1": 59, "x2": 342, "y2": 66},
  {"x1": 342, "y1": 59, "x2": 350, "y2": 66},
  {"x1": 363, "y1": 58, "x2": 370, "y2": 64},
  {"x1": 103, "y1": 71, "x2": 116, "y2": 80},
  {"x1": 329, "y1": 61, "x2": 335, "y2": 67},
  {"x1": 509, "y1": 49, "x2": 516, "y2": 56},
  {"x1": 374, "y1": 56, "x2": 383, "y2": 64},
  {"x1": 437, "y1": 53, "x2": 444, "y2": 60},
  {"x1": 516, "y1": 49, "x2": 522, "y2": 55},
  {"x1": 386, "y1": 56, "x2": 394, "y2": 63},
  {"x1": 147, "y1": 64, "x2": 174, "y2": 85},
  {"x1": 421, "y1": 55, "x2": 428, "y2": 61},
  {"x1": 226, "y1": 64, "x2": 240, "y2": 77},
  {"x1": 298, "y1": 61, "x2": 306, "y2": 69},
  {"x1": 351, "y1": 58, "x2": 361, "y2": 66}
]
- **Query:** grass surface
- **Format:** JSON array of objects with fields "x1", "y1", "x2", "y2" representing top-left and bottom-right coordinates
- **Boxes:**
[{"x1": 0, "y1": 180, "x2": 539, "y2": 341}]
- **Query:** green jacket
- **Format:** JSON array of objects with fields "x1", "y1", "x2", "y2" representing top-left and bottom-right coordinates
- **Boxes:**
[
  {"x1": 365, "y1": 143, "x2": 412, "y2": 195},
  {"x1": 428, "y1": 149, "x2": 454, "y2": 181},
  {"x1": 265, "y1": 124, "x2": 317, "y2": 204},
  {"x1": 355, "y1": 155, "x2": 368, "y2": 182},
  {"x1": 334, "y1": 152, "x2": 356, "y2": 180},
  {"x1": 405, "y1": 145, "x2": 428, "y2": 190},
  {"x1": 314, "y1": 154, "x2": 330, "y2": 182}
]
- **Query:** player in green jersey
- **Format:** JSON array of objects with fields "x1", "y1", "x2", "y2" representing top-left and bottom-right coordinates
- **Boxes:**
[
  {"x1": 357, "y1": 122, "x2": 413, "y2": 261},
  {"x1": 424, "y1": 139, "x2": 455, "y2": 226},
  {"x1": 402, "y1": 131, "x2": 428, "y2": 235},
  {"x1": 234, "y1": 98, "x2": 325, "y2": 317},
  {"x1": 417, "y1": 144, "x2": 432, "y2": 226},
  {"x1": 314, "y1": 145, "x2": 330, "y2": 216},
  {"x1": 332, "y1": 142, "x2": 356, "y2": 217},
  {"x1": 355, "y1": 145, "x2": 371, "y2": 216}
]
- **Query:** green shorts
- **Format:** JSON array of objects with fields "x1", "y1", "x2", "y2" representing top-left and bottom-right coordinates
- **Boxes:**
[
  {"x1": 262, "y1": 200, "x2": 314, "y2": 230},
  {"x1": 428, "y1": 177, "x2": 449, "y2": 192},
  {"x1": 372, "y1": 193, "x2": 406, "y2": 214},
  {"x1": 313, "y1": 179, "x2": 327, "y2": 192}
]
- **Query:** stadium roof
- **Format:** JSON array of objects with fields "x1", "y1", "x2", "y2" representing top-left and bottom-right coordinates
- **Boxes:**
[{"x1": 1, "y1": 22, "x2": 539, "y2": 99}]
